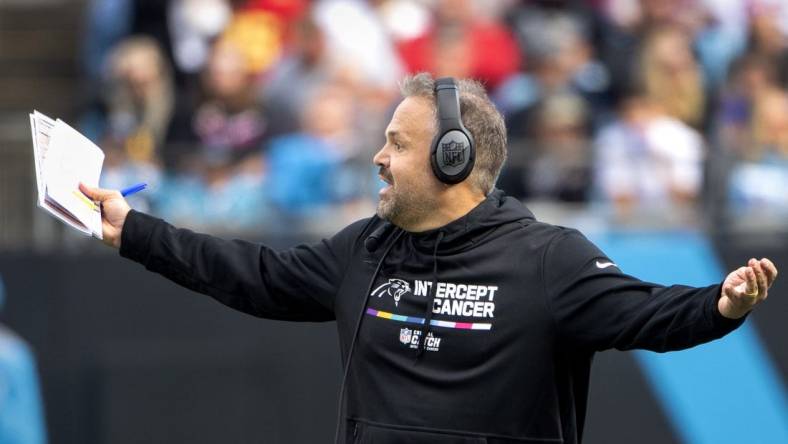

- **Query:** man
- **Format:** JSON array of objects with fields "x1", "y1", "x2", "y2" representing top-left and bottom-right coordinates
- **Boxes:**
[{"x1": 81, "y1": 74, "x2": 778, "y2": 444}]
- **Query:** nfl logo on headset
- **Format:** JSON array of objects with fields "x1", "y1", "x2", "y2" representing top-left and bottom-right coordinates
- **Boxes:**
[
  {"x1": 442, "y1": 141, "x2": 465, "y2": 167},
  {"x1": 400, "y1": 328, "x2": 413, "y2": 345}
]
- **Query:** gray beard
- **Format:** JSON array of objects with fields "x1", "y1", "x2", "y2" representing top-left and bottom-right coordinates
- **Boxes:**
[{"x1": 376, "y1": 186, "x2": 433, "y2": 229}]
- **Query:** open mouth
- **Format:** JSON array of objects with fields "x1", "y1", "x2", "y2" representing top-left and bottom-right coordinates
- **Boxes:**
[
  {"x1": 378, "y1": 171, "x2": 394, "y2": 196},
  {"x1": 379, "y1": 170, "x2": 393, "y2": 185}
]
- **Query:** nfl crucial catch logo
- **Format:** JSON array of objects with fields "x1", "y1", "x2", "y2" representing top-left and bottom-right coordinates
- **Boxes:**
[
  {"x1": 441, "y1": 141, "x2": 465, "y2": 167},
  {"x1": 399, "y1": 328, "x2": 441, "y2": 351}
]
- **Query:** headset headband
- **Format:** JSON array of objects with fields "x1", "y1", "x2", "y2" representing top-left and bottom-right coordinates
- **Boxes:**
[{"x1": 435, "y1": 79, "x2": 462, "y2": 126}]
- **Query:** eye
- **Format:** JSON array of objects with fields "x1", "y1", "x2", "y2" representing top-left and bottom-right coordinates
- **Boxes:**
[{"x1": 394, "y1": 142, "x2": 404, "y2": 152}]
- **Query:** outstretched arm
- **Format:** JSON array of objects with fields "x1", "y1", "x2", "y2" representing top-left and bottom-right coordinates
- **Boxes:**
[
  {"x1": 718, "y1": 258, "x2": 778, "y2": 319},
  {"x1": 79, "y1": 183, "x2": 360, "y2": 322},
  {"x1": 542, "y1": 230, "x2": 779, "y2": 352}
]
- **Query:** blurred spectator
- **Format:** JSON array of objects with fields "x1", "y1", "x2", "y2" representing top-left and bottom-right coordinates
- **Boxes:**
[
  {"x1": 103, "y1": 37, "x2": 175, "y2": 148},
  {"x1": 219, "y1": 0, "x2": 306, "y2": 77},
  {"x1": 501, "y1": 2, "x2": 612, "y2": 126},
  {"x1": 265, "y1": 83, "x2": 374, "y2": 217},
  {"x1": 726, "y1": 88, "x2": 788, "y2": 215},
  {"x1": 709, "y1": 50, "x2": 788, "y2": 225},
  {"x1": 83, "y1": 0, "x2": 236, "y2": 90},
  {"x1": 693, "y1": 0, "x2": 749, "y2": 90},
  {"x1": 508, "y1": 0, "x2": 595, "y2": 68},
  {"x1": 86, "y1": 36, "x2": 173, "y2": 212},
  {"x1": 0, "y1": 275, "x2": 48, "y2": 444},
  {"x1": 83, "y1": 0, "x2": 133, "y2": 82},
  {"x1": 314, "y1": 0, "x2": 404, "y2": 90},
  {"x1": 395, "y1": 0, "x2": 520, "y2": 90},
  {"x1": 748, "y1": 90, "x2": 788, "y2": 161},
  {"x1": 376, "y1": 0, "x2": 432, "y2": 42},
  {"x1": 261, "y1": 15, "x2": 333, "y2": 132},
  {"x1": 264, "y1": 3, "x2": 403, "y2": 161},
  {"x1": 639, "y1": 25, "x2": 707, "y2": 129},
  {"x1": 168, "y1": 0, "x2": 233, "y2": 77},
  {"x1": 716, "y1": 54, "x2": 781, "y2": 156},
  {"x1": 597, "y1": 0, "x2": 707, "y2": 103},
  {"x1": 83, "y1": 0, "x2": 180, "y2": 84},
  {"x1": 499, "y1": 92, "x2": 592, "y2": 202},
  {"x1": 82, "y1": 36, "x2": 175, "y2": 149},
  {"x1": 748, "y1": 0, "x2": 788, "y2": 88},
  {"x1": 155, "y1": 36, "x2": 277, "y2": 229},
  {"x1": 594, "y1": 90, "x2": 705, "y2": 220},
  {"x1": 166, "y1": 37, "x2": 276, "y2": 172}
]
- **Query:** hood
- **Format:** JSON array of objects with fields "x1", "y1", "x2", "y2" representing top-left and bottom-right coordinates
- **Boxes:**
[{"x1": 408, "y1": 189, "x2": 535, "y2": 254}]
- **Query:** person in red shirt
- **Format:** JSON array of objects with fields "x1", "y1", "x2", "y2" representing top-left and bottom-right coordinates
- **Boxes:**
[{"x1": 395, "y1": 0, "x2": 521, "y2": 89}]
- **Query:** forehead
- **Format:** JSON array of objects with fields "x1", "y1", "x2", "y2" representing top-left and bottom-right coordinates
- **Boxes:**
[{"x1": 386, "y1": 96, "x2": 436, "y2": 141}]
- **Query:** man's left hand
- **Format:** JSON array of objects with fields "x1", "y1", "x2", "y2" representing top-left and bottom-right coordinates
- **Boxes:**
[{"x1": 719, "y1": 258, "x2": 778, "y2": 319}]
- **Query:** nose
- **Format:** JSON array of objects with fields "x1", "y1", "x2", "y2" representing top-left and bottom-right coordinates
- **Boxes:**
[{"x1": 373, "y1": 144, "x2": 387, "y2": 168}]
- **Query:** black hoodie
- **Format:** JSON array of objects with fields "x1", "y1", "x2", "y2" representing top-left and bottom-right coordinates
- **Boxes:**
[{"x1": 119, "y1": 190, "x2": 745, "y2": 443}]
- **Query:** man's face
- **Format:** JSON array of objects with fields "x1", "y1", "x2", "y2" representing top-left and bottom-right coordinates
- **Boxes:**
[{"x1": 373, "y1": 96, "x2": 441, "y2": 229}]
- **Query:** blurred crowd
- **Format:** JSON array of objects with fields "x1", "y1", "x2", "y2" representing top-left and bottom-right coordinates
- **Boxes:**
[{"x1": 78, "y1": 0, "x2": 788, "y2": 234}]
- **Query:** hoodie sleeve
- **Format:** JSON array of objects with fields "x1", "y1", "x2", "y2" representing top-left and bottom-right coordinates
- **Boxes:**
[
  {"x1": 119, "y1": 210, "x2": 369, "y2": 321},
  {"x1": 542, "y1": 229, "x2": 746, "y2": 352}
]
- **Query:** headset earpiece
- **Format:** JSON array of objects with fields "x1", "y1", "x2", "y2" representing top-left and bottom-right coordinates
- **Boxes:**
[{"x1": 431, "y1": 77, "x2": 475, "y2": 184}]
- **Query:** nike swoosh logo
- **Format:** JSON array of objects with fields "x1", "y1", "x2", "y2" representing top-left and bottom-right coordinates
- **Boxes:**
[{"x1": 595, "y1": 260, "x2": 617, "y2": 269}]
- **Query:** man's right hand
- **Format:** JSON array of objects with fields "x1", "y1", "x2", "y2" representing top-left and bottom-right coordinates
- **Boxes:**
[{"x1": 79, "y1": 183, "x2": 131, "y2": 249}]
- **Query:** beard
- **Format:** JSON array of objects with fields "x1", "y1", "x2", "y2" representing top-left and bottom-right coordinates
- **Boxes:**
[{"x1": 376, "y1": 173, "x2": 435, "y2": 229}]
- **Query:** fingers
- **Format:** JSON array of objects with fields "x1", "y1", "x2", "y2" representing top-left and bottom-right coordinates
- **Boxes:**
[
  {"x1": 729, "y1": 265, "x2": 756, "y2": 296},
  {"x1": 744, "y1": 266, "x2": 758, "y2": 296},
  {"x1": 750, "y1": 258, "x2": 768, "y2": 296},
  {"x1": 760, "y1": 258, "x2": 778, "y2": 287},
  {"x1": 722, "y1": 258, "x2": 776, "y2": 318},
  {"x1": 79, "y1": 182, "x2": 120, "y2": 201}
]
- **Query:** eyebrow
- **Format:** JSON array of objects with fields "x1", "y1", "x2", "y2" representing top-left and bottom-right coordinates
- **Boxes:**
[{"x1": 386, "y1": 130, "x2": 409, "y2": 144}]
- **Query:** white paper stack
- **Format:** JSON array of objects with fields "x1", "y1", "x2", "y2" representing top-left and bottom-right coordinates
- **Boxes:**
[{"x1": 29, "y1": 111, "x2": 104, "y2": 239}]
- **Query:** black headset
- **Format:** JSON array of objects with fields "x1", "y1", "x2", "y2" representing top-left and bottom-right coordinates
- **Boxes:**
[{"x1": 430, "y1": 77, "x2": 475, "y2": 184}]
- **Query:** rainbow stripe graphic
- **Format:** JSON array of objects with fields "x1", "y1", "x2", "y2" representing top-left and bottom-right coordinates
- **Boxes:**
[{"x1": 365, "y1": 308, "x2": 491, "y2": 330}]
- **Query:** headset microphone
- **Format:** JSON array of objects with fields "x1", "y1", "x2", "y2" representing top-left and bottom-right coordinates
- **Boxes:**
[{"x1": 364, "y1": 222, "x2": 393, "y2": 252}]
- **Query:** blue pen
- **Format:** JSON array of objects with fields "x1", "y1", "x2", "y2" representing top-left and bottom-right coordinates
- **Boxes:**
[{"x1": 120, "y1": 183, "x2": 147, "y2": 197}]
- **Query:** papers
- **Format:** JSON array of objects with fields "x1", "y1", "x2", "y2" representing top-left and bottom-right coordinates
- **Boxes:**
[{"x1": 30, "y1": 111, "x2": 104, "y2": 239}]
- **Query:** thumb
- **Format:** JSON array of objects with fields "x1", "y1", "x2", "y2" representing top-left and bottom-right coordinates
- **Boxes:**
[{"x1": 79, "y1": 182, "x2": 120, "y2": 201}]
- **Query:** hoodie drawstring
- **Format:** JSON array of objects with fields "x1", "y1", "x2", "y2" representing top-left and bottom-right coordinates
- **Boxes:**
[
  {"x1": 333, "y1": 228, "x2": 403, "y2": 444},
  {"x1": 416, "y1": 230, "x2": 444, "y2": 360}
]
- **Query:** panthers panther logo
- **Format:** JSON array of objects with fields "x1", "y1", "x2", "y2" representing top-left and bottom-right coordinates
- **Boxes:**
[{"x1": 370, "y1": 278, "x2": 412, "y2": 307}]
